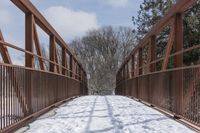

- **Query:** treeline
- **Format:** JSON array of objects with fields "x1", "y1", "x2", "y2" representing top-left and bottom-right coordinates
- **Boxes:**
[{"x1": 71, "y1": 26, "x2": 137, "y2": 94}]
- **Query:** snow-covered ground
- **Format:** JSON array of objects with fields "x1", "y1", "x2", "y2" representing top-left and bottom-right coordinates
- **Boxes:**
[{"x1": 15, "y1": 96, "x2": 195, "y2": 133}]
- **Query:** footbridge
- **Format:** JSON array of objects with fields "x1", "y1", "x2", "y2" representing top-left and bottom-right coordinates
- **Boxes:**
[{"x1": 0, "y1": 0, "x2": 200, "y2": 132}]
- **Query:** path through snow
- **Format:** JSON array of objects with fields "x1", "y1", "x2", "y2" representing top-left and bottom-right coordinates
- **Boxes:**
[{"x1": 16, "y1": 96, "x2": 195, "y2": 133}]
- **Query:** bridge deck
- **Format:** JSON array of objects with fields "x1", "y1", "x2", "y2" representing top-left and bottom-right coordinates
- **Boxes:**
[{"x1": 16, "y1": 96, "x2": 195, "y2": 133}]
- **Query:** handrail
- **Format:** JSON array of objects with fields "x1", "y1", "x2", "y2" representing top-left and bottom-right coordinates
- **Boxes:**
[
  {"x1": 0, "y1": 0, "x2": 88, "y2": 132},
  {"x1": 0, "y1": 41, "x2": 82, "y2": 78},
  {"x1": 11, "y1": 0, "x2": 82, "y2": 67},
  {"x1": 117, "y1": 0, "x2": 197, "y2": 74},
  {"x1": 116, "y1": 0, "x2": 200, "y2": 130}
]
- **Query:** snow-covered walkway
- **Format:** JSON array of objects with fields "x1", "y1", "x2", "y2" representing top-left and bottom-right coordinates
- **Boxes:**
[{"x1": 16, "y1": 96, "x2": 195, "y2": 133}]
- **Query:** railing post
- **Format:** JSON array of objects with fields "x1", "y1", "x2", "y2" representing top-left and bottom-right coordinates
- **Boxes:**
[
  {"x1": 174, "y1": 13, "x2": 183, "y2": 115},
  {"x1": 49, "y1": 35, "x2": 56, "y2": 72},
  {"x1": 125, "y1": 64, "x2": 127, "y2": 96},
  {"x1": 70, "y1": 55, "x2": 74, "y2": 78},
  {"x1": 122, "y1": 68, "x2": 125, "y2": 95},
  {"x1": 150, "y1": 35, "x2": 156, "y2": 72},
  {"x1": 62, "y1": 48, "x2": 66, "y2": 75},
  {"x1": 78, "y1": 65, "x2": 81, "y2": 81},
  {"x1": 25, "y1": 14, "x2": 34, "y2": 68},
  {"x1": 25, "y1": 13, "x2": 34, "y2": 114},
  {"x1": 139, "y1": 48, "x2": 143, "y2": 75},
  {"x1": 131, "y1": 54, "x2": 135, "y2": 77},
  {"x1": 149, "y1": 35, "x2": 156, "y2": 103},
  {"x1": 174, "y1": 14, "x2": 183, "y2": 68}
]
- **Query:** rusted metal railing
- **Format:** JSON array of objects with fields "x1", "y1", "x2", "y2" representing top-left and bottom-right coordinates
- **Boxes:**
[
  {"x1": 116, "y1": 0, "x2": 200, "y2": 130},
  {"x1": 0, "y1": 0, "x2": 88, "y2": 132}
]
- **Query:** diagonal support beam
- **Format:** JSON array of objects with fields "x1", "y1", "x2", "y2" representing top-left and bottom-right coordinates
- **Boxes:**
[
  {"x1": 162, "y1": 23, "x2": 175, "y2": 70},
  {"x1": 0, "y1": 30, "x2": 12, "y2": 64},
  {"x1": 33, "y1": 18, "x2": 45, "y2": 70},
  {"x1": 55, "y1": 47, "x2": 60, "y2": 74},
  {"x1": 0, "y1": 30, "x2": 29, "y2": 115}
]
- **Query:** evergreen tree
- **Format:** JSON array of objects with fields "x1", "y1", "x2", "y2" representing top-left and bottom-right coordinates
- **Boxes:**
[
  {"x1": 133, "y1": 0, "x2": 175, "y2": 40},
  {"x1": 183, "y1": 1, "x2": 200, "y2": 65},
  {"x1": 133, "y1": 0, "x2": 200, "y2": 66}
]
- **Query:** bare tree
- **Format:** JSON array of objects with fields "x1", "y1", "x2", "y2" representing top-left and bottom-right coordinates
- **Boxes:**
[{"x1": 71, "y1": 26, "x2": 137, "y2": 95}]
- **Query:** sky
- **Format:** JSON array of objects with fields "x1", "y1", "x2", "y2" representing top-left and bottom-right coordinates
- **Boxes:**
[{"x1": 0, "y1": 0, "x2": 143, "y2": 65}]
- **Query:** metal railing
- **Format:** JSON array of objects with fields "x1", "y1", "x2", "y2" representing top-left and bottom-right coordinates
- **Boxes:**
[
  {"x1": 0, "y1": 64, "x2": 87, "y2": 132},
  {"x1": 0, "y1": 0, "x2": 88, "y2": 132},
  {"x1": 116, "y1": 0, "x2": 200, "y2": 129},
  {"x1": 116, "y1": 66, "x2": 200, "y2": 125}
]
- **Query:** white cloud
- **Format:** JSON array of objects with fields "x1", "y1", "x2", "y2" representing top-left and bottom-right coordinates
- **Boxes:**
[
  {"x1": 0, "y1": 0, "x2": 9, "y2": 8},
  {"x1": 43, "y1": 6, "x2": 99, "y2": 41},
  {"x1": 0, "y1": 10, "x2": 12, "y2": 26},
  {"x1": 0, "y1": 0, "x2": 12, "y2": 27},
  {"x1": 106, "y1": 0, "x2": 129, "y2": 8}
]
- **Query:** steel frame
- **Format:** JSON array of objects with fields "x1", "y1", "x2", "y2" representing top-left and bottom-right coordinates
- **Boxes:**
[
  {"x1": 0, "y1": 0, "x2": 88, "y2": 132},
  {"x1": 116, "y1": 0, "x2": 200, "y2": 130}
]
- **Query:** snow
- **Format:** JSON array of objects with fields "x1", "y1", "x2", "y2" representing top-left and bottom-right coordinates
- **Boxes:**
[{"x1": 15, "y1": 96, "x2": 196, "y2": 133}]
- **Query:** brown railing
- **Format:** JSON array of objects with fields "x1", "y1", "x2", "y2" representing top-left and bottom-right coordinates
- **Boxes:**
[
  {"x1": 0, "y1": 64, "x2": 87, "y2": 132},
  {"x1": 0, "y1": 0, "x2": 87, "y2": 132},
  {"x1": 116, "y1": 0, "x2": 200, "y2": 129},
  {"x1": 116, "y1": 66, "x2": 200, "y2": 126}
]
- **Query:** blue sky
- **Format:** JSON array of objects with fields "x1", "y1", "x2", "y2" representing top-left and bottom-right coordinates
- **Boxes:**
[
  {"x1": 32, "y1": 0, "x2": 142, "y2": 28},
  {"x1": 0, "y1": 0, "x2": 142, "y2": 64}
]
